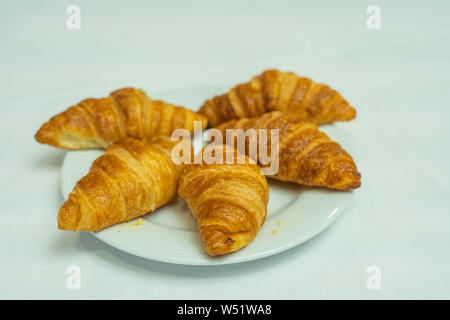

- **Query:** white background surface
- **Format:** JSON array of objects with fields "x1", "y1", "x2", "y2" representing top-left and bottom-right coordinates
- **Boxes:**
[{"x1": 1, "y1": 0, "x2": 449, "y2": 299}]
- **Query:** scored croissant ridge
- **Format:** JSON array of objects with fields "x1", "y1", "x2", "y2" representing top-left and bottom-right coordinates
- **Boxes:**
[
  {"x1": 178, "y1": 144, "x2": 269, "y2": 256},
  {"x1": 35, "y1": 87, "x2": 208, "y2": 150},
  {"x1": 58, "y1": 136, "x2": 189, "y2": 232},
  {"x1": 216, "y1": 111, "x2": 361, "y2": 191},
  {"x1": 199, "y1": 69, "x2": 356, "y2": 127}
]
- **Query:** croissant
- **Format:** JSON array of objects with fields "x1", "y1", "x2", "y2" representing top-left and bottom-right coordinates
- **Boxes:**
[
  {"x1": 178, "y1": 144, "x2": 269, "y2": 256},
  {"x1": 199, "y1": 69, "x2": 356, "y2": 127},
  {"x1": 58, "y1": 136, "x2": 187, "y2": 231},
  {"x1": 216, "y1": 112, "x2": 361, "y2": 191},
  {"x1": 35, "y1": 87, "x2": 207, "y2": 150}
]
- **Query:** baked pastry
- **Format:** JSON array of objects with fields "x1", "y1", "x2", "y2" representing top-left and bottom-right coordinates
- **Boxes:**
[
  {"x1": 58, "y1": 136, "x2": 188, "y2": 231},
  {"x1": 199, "y1": 69, "x2": 355, "y2": 127},
  {"x1": 216, "y1": 112, "x2": 361, "y2": 191},
  {"x1": 178, "y1": 144, "x2": 269, "y2": 256},
  {"x1": 35, "y1": 87, "x2": 207, "y2": 150}
]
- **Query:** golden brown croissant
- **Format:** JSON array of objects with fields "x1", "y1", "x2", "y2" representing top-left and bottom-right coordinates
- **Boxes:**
[
  {"x1": 178, "y1": 144, "x2": 269, "y2": 256},
  {"x1": 58, "y1": 136, "x2": 187, "y2": 231},
  {"x1": 199, "y1": 69, "x2": 356, "y2": 127},
  {"x1": 216, "y1": 112, "x2": 361, "y2": 191},
  {"x1": 35, "y1": 87, "x2": 207, "y2": 150}
]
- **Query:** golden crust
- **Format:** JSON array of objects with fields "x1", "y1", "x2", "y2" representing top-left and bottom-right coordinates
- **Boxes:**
[
  {"x1": 199, "y1": 69, "x2": 356, "y2": 127},
  {"x1": 35, "y1": 88, "x2": 208, "y2": 150},
  {"x1": 58, "y1": 137, "x2": 185, "y2": 231},
  {"x1": 177, "y1": 145, "x2": 269, "y2": 256},
  {"x1": 216, "y1": 112, "x2": 361, "y2": 191}
]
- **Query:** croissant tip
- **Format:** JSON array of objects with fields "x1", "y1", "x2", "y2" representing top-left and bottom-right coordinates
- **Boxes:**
[
  {"x1": 201, "y1": 228, "x2": 240, "y2": 256},
  {"x1": 348, "y1": 106, "x2": 357, "y2": 120},
  {"x1": 34, "y1": 126, "x2": 51, "y2": 144},
  {"x1": 341, "y1": 171, "x2": 362, "y2": 191},
  {"x1": 323, "y1": 160, "x2": 361, "y2": 191},
  {"x1": 35, "y1": 122, "x2": 63, "y2": 148},
  {"x1": 204, "y1": 243, "x2": 233, "y2": 256},
  {"x1": 339, "y1": 178, "x2": 361, "y2": 191},
  {"x1": 58, "y1": 199, "x2": 81, "y2": 231}
]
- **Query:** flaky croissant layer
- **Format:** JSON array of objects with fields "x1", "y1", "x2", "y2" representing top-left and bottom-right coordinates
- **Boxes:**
[
  {"x1": 58, "y1": 137, "x2": 185, "y2": 231},
  {"x1": 178, "y1": 144, "x2": 269, "y2": 256},
  {"x1": 216, "y1": 112, "x2": 361, "y2": 191},
  {"x1": 36, "y1": 87, "x2": 207, "y2": 150},
  {"x1": 199, "y1": 69, "x2": 356, "y2": 127}
]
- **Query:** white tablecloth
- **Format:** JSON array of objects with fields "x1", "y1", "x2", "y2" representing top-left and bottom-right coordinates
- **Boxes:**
[{"x1": 1, "y1": 0, "x2": 449, "y2": 299}]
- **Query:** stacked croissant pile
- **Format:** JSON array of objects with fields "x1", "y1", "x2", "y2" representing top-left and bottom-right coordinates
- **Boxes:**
[{"x1": 35, "y1": 70, "x2": 361, "y2": 257}]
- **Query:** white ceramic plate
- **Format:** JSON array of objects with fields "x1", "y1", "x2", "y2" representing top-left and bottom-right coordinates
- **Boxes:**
[{"x1": 60, "y1": 87, "x2": 354, "y2": 265}]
